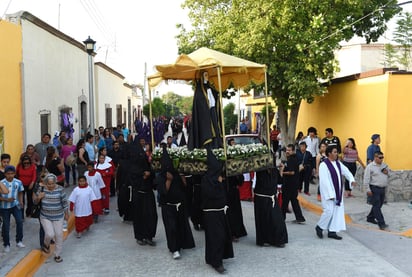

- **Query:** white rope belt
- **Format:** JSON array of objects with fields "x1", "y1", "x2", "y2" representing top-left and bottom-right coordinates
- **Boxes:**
[
  {"x1": 166, "y1": 202, "x2": 182, "y2": 212},
  {"x1": 203, "y1": 205, "x2": 229, "y2": 214},
  {"x1": 254, "y1": 193, "x2": 276, "y2": 208},
  {"x1": 128, "y1": 186, "x2": 132, "y2": 202}
]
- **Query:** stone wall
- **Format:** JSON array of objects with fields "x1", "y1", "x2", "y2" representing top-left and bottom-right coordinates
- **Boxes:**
[{"x1": 354, "y1": 166, "x2": 412, "y2": 202}]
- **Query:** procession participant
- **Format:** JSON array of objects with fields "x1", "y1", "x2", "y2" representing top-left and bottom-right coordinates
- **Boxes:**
[
  {"x1": 84, "y1": 162, "x2": 104, "y2": 223},
  {"x1": 280, "y1": 144, "x2": 306, "y2": 223},
  {"x1": 315, "y1": 145, "x2": 356, "y2": 240},
  {"x1": 226, "y1": 174, "x2": 247, "y2": 242},
  {"x1": 190, "y1": 175, "x2": 203, "y2": 231},
  {"x1": 95, "y1": 153, "x2": 114, "y2": 214},
  {"x1": 158, "y1": 145, "x2": 195, "y2": 259},
  {"x1": 254, "y1": 165, "x2": 288, "y2": 248},
  {"x1": 201, "y1": 148, "x2": 233, "y2": 274},
  {"x1": 68, "y1": 176, "x2": 97, "y2": 238},
  {"x1": 130, "y1": 141, "x2": 158, "y2": 246}
]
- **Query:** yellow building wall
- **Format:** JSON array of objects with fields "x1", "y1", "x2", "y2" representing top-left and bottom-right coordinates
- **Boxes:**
[
  {"x1": 0, "y1": 21, "x2": 23, "y2": 165},
  {"x1": 385, "y1": 74, "x2": 412, "y2": 169},
  {"x1": 297, "y1": 74, "x2": 395, "y2": 167}
]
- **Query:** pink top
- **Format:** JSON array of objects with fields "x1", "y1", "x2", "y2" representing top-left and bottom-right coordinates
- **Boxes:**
[
  {"x1": 343, "y1": 147, "x2": 359, "y2": 163},
  {"x1": 60, "y1": 145, "x2": 77, "y2": 161}
]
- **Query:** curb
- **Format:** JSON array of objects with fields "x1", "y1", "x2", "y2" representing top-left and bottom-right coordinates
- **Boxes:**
[
  {"x1": 297, "y1": 195, "x2": 353, "y2": 224},
  {"x1": 6, "y1": 214, "x2": 75, "y2": 277}
]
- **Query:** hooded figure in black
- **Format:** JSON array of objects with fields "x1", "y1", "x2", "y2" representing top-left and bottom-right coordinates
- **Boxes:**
[
  {"x1": 254, "y1": 166, "x2": 288, "y2": 247},
  {"x1": 117, "y1": 138, "x2": 158, "y2": 246},
  {"x1": 158, "y1": 145, "x2": 195, "y2": 259},
  {"x1": 226, "y1": 174, "x2": 247, "y2": 241},
  {"x1": 201, "y1": 148, "x2": 234, "y2": 274},
  {"x1": 188, "y1": 71, "x2": 223, "y2": 150}
]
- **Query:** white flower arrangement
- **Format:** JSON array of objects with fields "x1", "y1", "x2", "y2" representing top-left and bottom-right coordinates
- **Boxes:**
[{"x1": 152, "y1": 143, "x2": 269, "y2": 161}]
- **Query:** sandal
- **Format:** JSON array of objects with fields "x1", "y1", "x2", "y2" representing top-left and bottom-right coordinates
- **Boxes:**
[
  {"x1": 54, "y1": 256, "x2": 63, "y2": 263},
  {"x1": 41, "y1": 244, "x2": 50, "y2": 254}
]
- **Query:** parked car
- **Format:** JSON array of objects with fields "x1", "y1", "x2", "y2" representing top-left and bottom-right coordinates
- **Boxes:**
[{"x1": 225, "y1": 133, "x2": 263, "y2": 145}]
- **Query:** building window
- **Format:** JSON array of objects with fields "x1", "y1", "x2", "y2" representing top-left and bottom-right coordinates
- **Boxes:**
[
  {"x1": 105, "y1": 107, "x2": 112, "y2": 129},
  {"x1": 80, "y1": 101, "x2": 87, "y2": 137},
  {"x1": 40, "y1": 114, "x2": 50, "y2": 135},
  {"x1": 127, "y1": 98, "x2": 131, "y2": 129},
  {"x1": 116, "y1": 104, "x2": 122, "y2": 127}
]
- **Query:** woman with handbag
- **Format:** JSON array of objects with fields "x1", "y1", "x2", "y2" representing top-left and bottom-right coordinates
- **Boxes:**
[
  {"x1": 45, "y1": 147, "x2": 65, "y2": 186},
  {"x1": 60, "y1": 137, "x2": 77, "y2": 186},
  {"x1": 33, "y1": 173, "x2": 69, "y2": 263}
]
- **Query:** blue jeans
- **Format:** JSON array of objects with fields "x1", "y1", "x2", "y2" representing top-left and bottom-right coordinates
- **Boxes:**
[
  {"x1": 1, "y1": 206, "x2": 24, "y2": 246},
  {"x1": 65, "y1": 164, "x2": 76, "y2": 185}
]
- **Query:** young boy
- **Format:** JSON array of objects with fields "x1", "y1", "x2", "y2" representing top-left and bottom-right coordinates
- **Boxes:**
[
  {"x1": 0, "y1": 153, "x2": 11, "y2": 181},
  {"x1": 69, "y1": 176, "x2": 97, "y2": 238},
  {"x1": 0, "y1": 165, "x2": 25, "y2": 252},
  {"x1": 84, "y1": 162, "x2": 104, "y2": 222}
]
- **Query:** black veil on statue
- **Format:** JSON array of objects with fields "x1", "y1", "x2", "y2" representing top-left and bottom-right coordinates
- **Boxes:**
[{"x1": 188, "y1": 70, "x2": 223, "y2": 150}]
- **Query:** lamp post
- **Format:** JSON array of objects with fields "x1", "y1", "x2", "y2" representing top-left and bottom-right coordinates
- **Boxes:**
[{"x1": 83, "y1": 36, "x2": 96, "y2": 138}]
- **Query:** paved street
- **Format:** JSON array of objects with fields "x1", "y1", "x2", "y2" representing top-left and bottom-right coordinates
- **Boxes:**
[{"x1": 32, "y1": 188, "x2": 412, "y2": 277}]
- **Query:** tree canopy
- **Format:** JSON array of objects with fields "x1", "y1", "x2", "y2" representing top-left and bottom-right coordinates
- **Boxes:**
[{"x1": 177, "y1": 0, "x2": 400, "y2": 144}]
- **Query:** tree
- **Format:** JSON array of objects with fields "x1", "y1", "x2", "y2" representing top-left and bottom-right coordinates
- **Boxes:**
[
  {"x1": 143, "y1": 98, "x2": 166, "y2": 118},
  {"x1": 382, "y1": 43, "x2": 398, "y2": 68},
  {"x1": 176, "y1": 96, "x2": 193, "y2": 115},
  {"x1": 393, "y1": 12, "x2": 412, "y2": 70},
  {"x1": 223, "y1": 103, "x2": 238, "y2": 135},
  {"x1": 177, "y1": 0, "x2": 400, "y2": 145}
]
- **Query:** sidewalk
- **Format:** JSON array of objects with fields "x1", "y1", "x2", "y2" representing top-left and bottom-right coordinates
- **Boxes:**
[
  {"x1": 298, "y1": 180, "x2": 412, "y2": 237},
  {"x1": 0, "y1": 185, "x2": 75, "y2": 276}
]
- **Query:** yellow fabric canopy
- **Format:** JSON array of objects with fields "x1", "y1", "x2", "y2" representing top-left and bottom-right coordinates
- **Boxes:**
[{"x1": 148, "y1": 47, "x2": 266, "y2": 90}]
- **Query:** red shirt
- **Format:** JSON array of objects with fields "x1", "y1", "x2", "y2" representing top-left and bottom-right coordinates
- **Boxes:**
[{"x1": 16, "y1": 164, "x2": 37, "y2": 186}]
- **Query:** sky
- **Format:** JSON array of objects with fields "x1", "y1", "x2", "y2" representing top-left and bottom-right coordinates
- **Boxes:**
[
  {"x1": 0, "y1": 0, "x2": 193, "y2": 94},
  {"x1": 1, "y1": 0, "x2": 411, "y2": 95}
]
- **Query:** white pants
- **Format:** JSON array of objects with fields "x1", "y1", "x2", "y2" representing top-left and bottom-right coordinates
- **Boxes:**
[{"x1": 40, "y1": 218, "x2": 64, "y2": 257}]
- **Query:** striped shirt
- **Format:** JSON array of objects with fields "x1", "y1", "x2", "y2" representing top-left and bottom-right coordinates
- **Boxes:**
[
  {"x1": 39, "y1": 186, "x2": 68, "y2": 221},
  {"x1": 0, "y1": 178, "x2": 24, "y2": 209},
  {"x1": 343, "y1": 147, "x2": 359, "y2": 163}
]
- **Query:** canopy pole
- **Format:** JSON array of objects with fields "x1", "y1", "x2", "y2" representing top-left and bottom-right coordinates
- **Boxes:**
[
  {"x1": 217, "y1": 67, "x2": 227, "y2": 163},
  {"x1": 264, "y1": 67, "x2": 270, "y2": 150},
  {"x1": 149, "y1": 88, "x2": 155, "y2": 149},
  {"x1": 237, "y1": 87, "x2": 240, "y2": 134}
]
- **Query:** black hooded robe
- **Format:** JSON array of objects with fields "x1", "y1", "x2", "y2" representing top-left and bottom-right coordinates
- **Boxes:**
[
  {"x1": 254, "y1": 168, "x2": 288, "y2": 247},
  {"x1": 201, "y1": 149, "x2": 234, "y2": 268},
  {"x1": 190, "y1": 174, "x2": 203, "y2": 229},
  {"x1": 158, "y1": 148, "x2": 195, "y2": 253},
  {"x1": 226, "y1": 175, "x2": 247, "y2": 239}
]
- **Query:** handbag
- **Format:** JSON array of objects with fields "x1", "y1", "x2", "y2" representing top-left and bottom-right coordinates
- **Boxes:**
[
  {"x1": 65, "y1": 153, "x2": 77, "y2": 166},
  {"x1": 30, "y1": 203, "x2": 41, "y2": 218}
]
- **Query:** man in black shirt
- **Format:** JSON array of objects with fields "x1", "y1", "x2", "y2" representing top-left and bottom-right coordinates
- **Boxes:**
[{"x1": 280, "y1": 144, "x2": 306, "y2": 223}]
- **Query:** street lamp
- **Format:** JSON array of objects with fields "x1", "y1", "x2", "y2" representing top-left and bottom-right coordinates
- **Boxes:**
[{"x1": 83, "y1": 36, "x2": 96, "y2": 138}]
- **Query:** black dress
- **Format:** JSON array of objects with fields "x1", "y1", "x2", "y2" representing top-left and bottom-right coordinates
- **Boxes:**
[
  {"x1": 254, "y1": 168, "x2": 288, "y2": 246},
  {"x1": 226, "y1": 175, "x2": 247, "y2": 239},
  {"x1": 201, "y1": 174, "x2": 234, "y2": 268},
  {"x1": 158, "y1": 171, "x2": 195, "y2": 253}
]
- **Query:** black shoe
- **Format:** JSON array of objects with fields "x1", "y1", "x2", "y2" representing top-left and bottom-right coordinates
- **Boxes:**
[
  {"x1": 328, "y1": 232, "x2": 342, "y2": 240},
  {"x1": 136, "y1": 239, "x2": 146, "y2": 246},
  {"x1": 144, "y1": 239, "x2": 156, "y2": 246},
  {"x1": 315, "y1": 225, "x2": 323, "y2": 239},
  {"x1": 293, "y1": 219, "x2": 306, "y2": 224},
  {"x1": 274, "y1": 243, "x2": 286, "y2": 248},
  {"x1": 367, "y1": 218, "x2": 378, "y2": 225},
  {"x1": 214, "y1": 265, "x2": 226, "y2": 274},
  {"x1": 379, "y1": 224, "x2": 389, "y2": 230}
]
